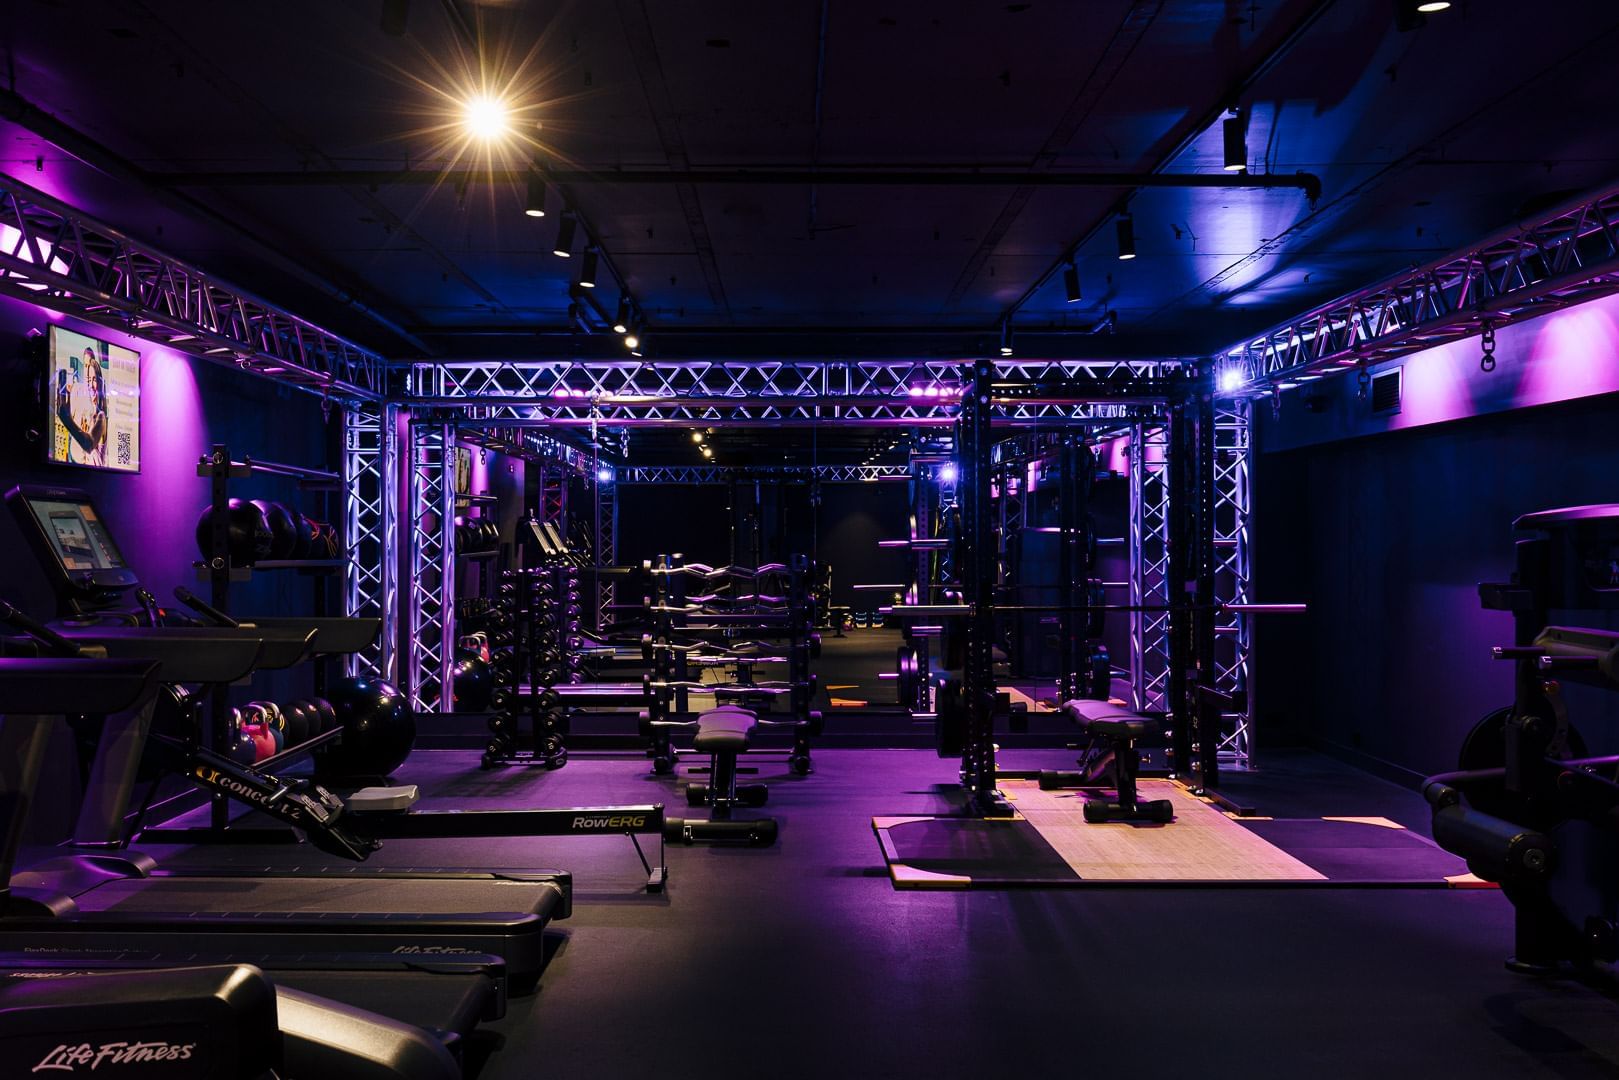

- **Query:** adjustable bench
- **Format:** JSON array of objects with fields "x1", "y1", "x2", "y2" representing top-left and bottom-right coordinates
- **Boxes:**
[
  {"x1": 682, "y1": 706, "x2": 771, "y2": 818},
  {"x1": 1039, "y1": 699, "x2": 1174, "y2": 824}
]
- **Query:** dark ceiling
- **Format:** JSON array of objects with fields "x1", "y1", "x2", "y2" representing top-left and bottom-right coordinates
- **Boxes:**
[{"x1": 3, "y1": 0, "x2": 1618, "y2": 364}]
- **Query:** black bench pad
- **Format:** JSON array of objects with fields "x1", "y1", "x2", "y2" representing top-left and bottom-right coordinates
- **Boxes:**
[
  {"x1": 695, "y1": 707, "x2": 758, "y2": 753},
  {"x1": 1059, "y1": 699, "x2": 1158, "y2": 740}
]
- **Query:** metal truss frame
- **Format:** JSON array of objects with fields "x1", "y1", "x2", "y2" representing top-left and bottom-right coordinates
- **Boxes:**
[
  {"x1": 405, "y1": 421, "x2": 457, "y2": 712},
  {"x1": 593, "y1": 479, "x2": 618, "y2": 630},
  {"x1": 408, "y1": 358, "x2": 1178, "y2": 425},
  {"x1": 343, "y1": 403, "x2": 398, "y2": 681},
  {"x1": 617, "y1": 463, "x2": 911, "y2": 484},
  {"x1": 0, "y1": 174, "x2": 384, "y2": 401},
  {"x1": 1211, "y1": 401, "x2": 1253, "y2": 768},
  {"x1": 1129, "y1": 421, "x2": 1173, "y2": 717},
  {"x1": 1222, "y1": 181, "x2": 1619, "y2": 393}
]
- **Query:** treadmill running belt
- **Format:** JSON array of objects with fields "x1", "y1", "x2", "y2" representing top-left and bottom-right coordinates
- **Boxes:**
[
  {"x1": 67, "y1": 877, "x2": 559, "y2": 915},
  {"x1": 271, "y1": 971, "x2": 493, "y2": 1044}
]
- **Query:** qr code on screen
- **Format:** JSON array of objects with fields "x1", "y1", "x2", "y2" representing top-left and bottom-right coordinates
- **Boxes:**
[{"x1": 117, "y1": 431, "x2": 132, "y2": 466}]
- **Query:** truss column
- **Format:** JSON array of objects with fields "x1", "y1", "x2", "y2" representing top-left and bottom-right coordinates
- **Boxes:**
[
  {"x1": 1214, "y1": 400, "x2": 1254, "y2": 768},
  {"x1": 406, "y1": 421, "x2": 457, "y2": 712},
  {"x1": 594, "y1": 479, "x2": 617, "y2": 631},
  {"x1": 343, "y1": 402, "x2": 398, "y2": 681},
  {"x1": 1129, "y1": 421, "x2": 1172, "y2": 717}
]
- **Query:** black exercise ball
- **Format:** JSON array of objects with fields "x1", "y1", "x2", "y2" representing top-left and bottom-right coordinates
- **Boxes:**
[
  {"x1": 452, "y1": 650, "x2": 494, "y2": 711},
  {"x1": 251, "y1": 500, "x2": 299, "y2": 560},
  {"x1": 195, "y1": 499, "x2": 272, "y2": 567},
  {"x1": 286, "y1": 510, "x2": 317, "y2": 560},
  {"x1": 313, "y1": 676, "x2": 415, "y2": 780}
]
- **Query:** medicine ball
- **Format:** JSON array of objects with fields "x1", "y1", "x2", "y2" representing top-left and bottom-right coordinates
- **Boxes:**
[
  {"x1": 287, "y1": 512, "x2": 317, "y2": 560},
  {"x1": 313, "y1": 676, "x2": 415, "y2": 780},
  {"x1": 195, "y1": 499, "x2": 272, "y2": 567},
  {"x1": 251, "y1": 500, "x2": 300, "y2": 560},
  {"x1": 452, "y1": 650, "x2": 494, "y2": 711}
]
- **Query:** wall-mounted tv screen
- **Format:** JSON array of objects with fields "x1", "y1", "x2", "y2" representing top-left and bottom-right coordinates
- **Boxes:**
[{"x1": 47, "y1": 325, "x2": 141, "y2": 473}]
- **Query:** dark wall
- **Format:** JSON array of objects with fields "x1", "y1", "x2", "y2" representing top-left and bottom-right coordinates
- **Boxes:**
[
  {"x1": 1254, "y1": 390, "x2": 1619, "y2": 779},
  {"x1": 614, "y1": 480, "x2": 910, "y2": 608},
  {"x1": 817, "y1": 483, "x2": 911, "y2": 609}
]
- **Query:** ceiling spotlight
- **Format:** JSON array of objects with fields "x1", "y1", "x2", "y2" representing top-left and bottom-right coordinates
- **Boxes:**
[
  {"x1": 1417, "y1": 0, "x2": 1451, "y2": 8},
  {"x1": 613, "y1": 296, "x2": 630, "y2": 334},
  {"x1": 691, "y1": 431, "x2": 704, "y2": 444},
  {"x1": 578, "y1": 247, "x2": 599, "y2": 288},
  {"x1": 1116, "y1": 214, "x2": 1136, "y2": 260},
  {"x1": 1222, "y1": 109, "x2": 1247, "y2": 172},
  {"x1": 596, "y1": 466, "x2": 614, "y2": 484},
  {"x1": 1218, "y1": 368, "x2": 1247, "y2": 393},
  {"x1": 701, "y1": 446, "x2": 714, "y2": 459},
  {"x1": 552, "y1": 215, "x2": 576, "y2": 258},
  {"x1": 938, "y1": 463, "x2": 959, "y2": 484},
  {"x1": 623, "y1": 328, "x2": 640, "y2": 350},
  {"x1": 524, "y1": 173, "x2": 547, "y2": 217},
  {"x1": 462, "y1": 95, "x2": 510, "y2": 142},
  {"x1": 1063, "y1": 262, "x2": 1081, "y2": 304},
  {"x1": 999, "y1": 319, "x2": 1014, "y2": 357}
]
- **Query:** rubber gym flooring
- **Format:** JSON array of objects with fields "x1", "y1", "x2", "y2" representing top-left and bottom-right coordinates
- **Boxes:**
[{"x1": 151, "y1": 747, "x2": 1619, "y2": 1078}]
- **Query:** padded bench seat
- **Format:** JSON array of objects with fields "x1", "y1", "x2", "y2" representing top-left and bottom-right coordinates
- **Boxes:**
[
  {"x1": 1060, "y1": 699, "x2": 1159, "y2": 741},
  {"x1": 694, "y1": 707, "x2": 757, "y2": 754}
]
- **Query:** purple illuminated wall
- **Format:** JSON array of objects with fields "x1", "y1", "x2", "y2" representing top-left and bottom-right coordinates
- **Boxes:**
[
  {"x1": 0, "y1": 293, "x2": 334, "y2": 842},
  {"x1": 1263, "y1": 290, "x2": 1619, "y2": 451},
  {"x1": 1255, "y1": 297, "x2": 1619, "y2": 779}
]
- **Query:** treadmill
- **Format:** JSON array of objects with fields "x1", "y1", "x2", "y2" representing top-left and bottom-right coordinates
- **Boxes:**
[
  {"x1": 0, "y1": 488, "x2": 569, "y2": 983},
  {"x1": 0, "y1": 655, "x2": 495, "y2": 1078}
]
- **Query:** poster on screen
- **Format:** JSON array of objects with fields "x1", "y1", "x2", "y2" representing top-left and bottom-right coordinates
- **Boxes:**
[{"x1": 46, "y1": 325, "x2": 141, "y2": 474}]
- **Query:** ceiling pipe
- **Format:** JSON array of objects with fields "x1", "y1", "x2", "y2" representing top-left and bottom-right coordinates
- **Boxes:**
[
  {"x1": 147, "y1": 167, "x2": 1322, "y2": 201},
  {"x1": 0, "y1": 86, "x2": 435, "y2": 357}
]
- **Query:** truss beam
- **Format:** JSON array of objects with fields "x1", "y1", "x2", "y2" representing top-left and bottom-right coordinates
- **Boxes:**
[
  {"x1": 409, "y1": 359, "x2": 1180, "y2": 425},
  {"x1": 617, "y1": 464, "x2": 910, "y2": 484},
  {"x1": 1222, "y1": 182, "x2": 1619, "y2": 393},
  {"x1": 0, "y1": 174, "x2": 385, "y2": 401}
]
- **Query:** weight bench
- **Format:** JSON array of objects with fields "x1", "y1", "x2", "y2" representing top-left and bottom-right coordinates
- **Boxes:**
[
  {"x1": 1038, "y1": 699, "x2": 1173, "y2": 824},
  {"x1": 681, "y1": 706, "x2": 771, "y2": 818}
]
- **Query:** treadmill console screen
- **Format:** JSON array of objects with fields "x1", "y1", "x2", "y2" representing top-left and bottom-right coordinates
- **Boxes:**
[
  {"x1": 5, "y1": 485, "x2": 140, "y2": 614},
  {"x1": 30, "y1": 498, "x2": 127, "y2": 572}
]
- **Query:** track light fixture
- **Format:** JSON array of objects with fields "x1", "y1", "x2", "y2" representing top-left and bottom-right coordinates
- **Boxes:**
[
  {"x1": 1115, "y1": 214, "x2": 1136, "y2": 260},
  {"x1": 701, "y1": 446, "x2": 714, "y2": 459},
  {"x1": 691, "y1": 431, "x2": 705, "y2": 444},
  {"x1": 623, "y1": 323, "x2": 640, "y2": 350},
  {"x1": 578, "y1": 247, "x2": 598, "y2": 288},
  {"x1": 524, "y1": 172, "x2": 547, "y2": 217},
  {"x1": 612, "y1": 296, "x2": 630, "y2": 334},
  {"x1": 552, "y1": 214, "x2": 576, "y2": 258},
  {"x1": 1063, "y1": 262, "x2": 1081, "y2": 304},
  {"x1": 1395, "y1": 0, "x2": 1449, "y2": 30},
  {"x1": 1222, "y1": 108, "x2": 1247, "y2": 173},
  {"x1": 999, "y1": 319, "x2": 1014, "y2": 357}
]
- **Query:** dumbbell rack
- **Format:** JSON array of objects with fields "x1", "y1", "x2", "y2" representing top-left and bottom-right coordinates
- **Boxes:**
[
  {"x1": 188, "y1": 443, "x2": 347, "y2": 836},
  {"x1": 482, "y1": 559, "x2": 581, "y2": 768}
]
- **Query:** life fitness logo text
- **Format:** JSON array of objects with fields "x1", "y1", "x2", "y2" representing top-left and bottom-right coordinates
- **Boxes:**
[{"x1": 33, "y1": 1041, "x2": 197, "y2": 1072}]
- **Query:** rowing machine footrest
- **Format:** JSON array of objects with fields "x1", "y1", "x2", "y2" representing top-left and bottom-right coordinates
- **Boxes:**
[
  {"x1": 666, "y1": 817, "x2": 778, "y2": 847},
  {"x1": 348, "y1": 785, "x2": 421, "y2": 813}
]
